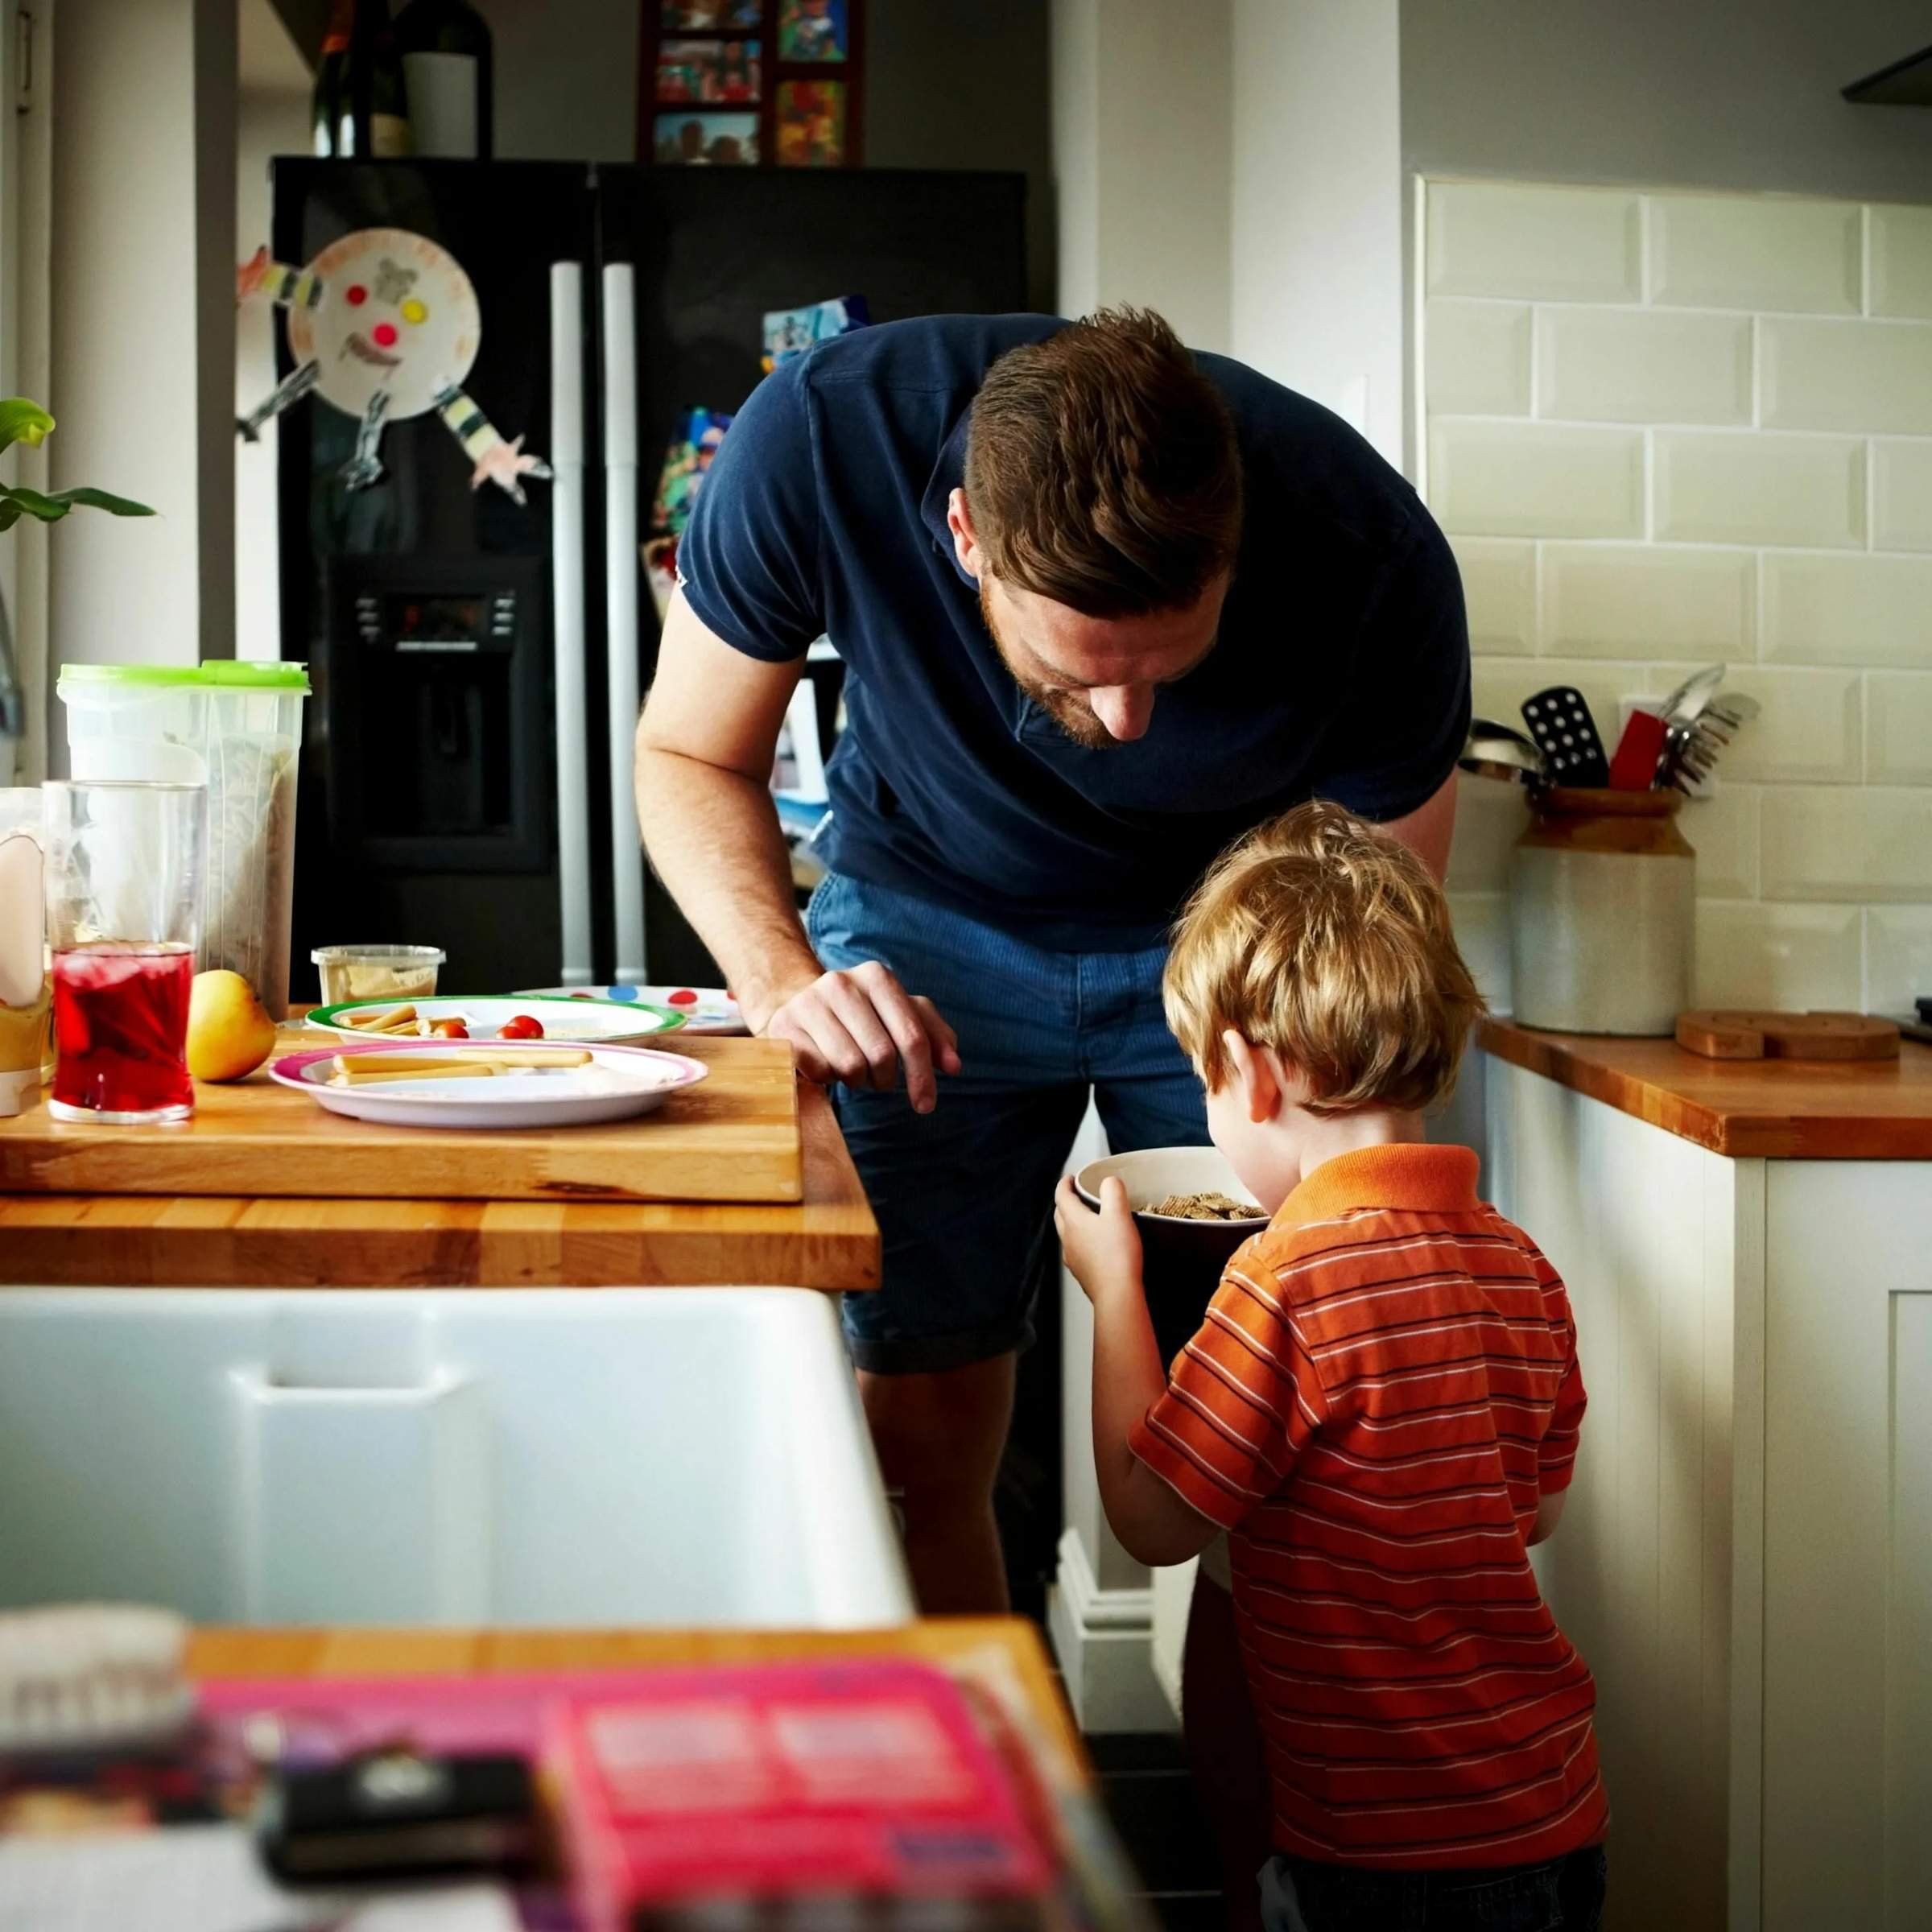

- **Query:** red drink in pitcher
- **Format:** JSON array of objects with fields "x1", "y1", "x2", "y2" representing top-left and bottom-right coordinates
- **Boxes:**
[{"x1": 50, "y1": 943, "x2": 196, "y2": 1123}]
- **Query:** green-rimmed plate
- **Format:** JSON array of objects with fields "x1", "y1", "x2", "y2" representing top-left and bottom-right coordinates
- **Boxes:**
[{"x1": 305, "y1": 993, "x2": 685, "y2": 1046}]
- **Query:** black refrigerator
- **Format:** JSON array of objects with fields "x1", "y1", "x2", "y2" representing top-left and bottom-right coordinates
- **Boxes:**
[{"x1": 273, "y1": 159, "x2": 1028, "y2": 1000}]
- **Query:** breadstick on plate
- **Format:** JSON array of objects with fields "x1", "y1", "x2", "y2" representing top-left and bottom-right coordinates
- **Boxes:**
[
  {"x1": 343, "y1": 1004, "x2": 416, "y2": 1030},
  {"x1": 448, "y1": 1046, "x2": 592, "y2": 1067},
  {"x1": 329, "y1": 1060, "x2": 501, "y2": 1086}
]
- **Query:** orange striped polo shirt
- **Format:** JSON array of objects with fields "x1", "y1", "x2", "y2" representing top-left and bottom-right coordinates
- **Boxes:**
[{"x1": 1129, "y1": 1143, "x2": 1607, "y2": 1872}]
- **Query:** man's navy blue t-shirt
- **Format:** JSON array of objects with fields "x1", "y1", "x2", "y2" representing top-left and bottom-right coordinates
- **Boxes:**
[{"x1": 677, "y1": 314, "x2": 1470, "y2": 951}]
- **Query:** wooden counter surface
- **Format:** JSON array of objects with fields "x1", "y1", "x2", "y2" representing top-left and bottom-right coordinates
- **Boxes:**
[
  {"x1": 1478, "y1": 1017, "x2": 1932, "y2": 1159},
  {"x1": 0, "y1": 1037, "x2": 879, "y2": 1290},
  {"x1": 186, "y1": 1617, "x2": 1082, "y2": 1780}
]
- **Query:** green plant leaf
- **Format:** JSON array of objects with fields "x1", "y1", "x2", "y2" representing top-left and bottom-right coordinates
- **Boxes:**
[
  {"x1": 0, "y1": 500, "x2": 22, "y2": 534},
  {"x1": 47, "y1": 485, "x2": 155, "y2": 518},
  {"x1": 0, "y1": 398, "x2": 55, "y2": 456},
  {"x1": 0, "y1": 481, "x2": 155, "y2": 522}
]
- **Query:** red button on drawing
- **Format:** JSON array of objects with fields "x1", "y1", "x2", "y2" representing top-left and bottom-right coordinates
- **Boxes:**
[
  {"x1": 668, "y1": 989, "x2": 698, "y2": 1005},
  {"x1": 372, "y1": 321, "x2": 398, "y2": 348},
  {"x1": 345, "y1": 283, "x2": 368, "y2": 307}
]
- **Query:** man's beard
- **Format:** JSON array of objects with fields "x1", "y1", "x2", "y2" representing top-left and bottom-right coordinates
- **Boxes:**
[{"x1": 978, "y1": 583, "x2": 1116, "y2": 750}]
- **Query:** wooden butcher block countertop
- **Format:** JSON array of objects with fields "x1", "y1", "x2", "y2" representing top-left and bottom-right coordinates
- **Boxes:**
[
  {"x1": 1478, "y1": 1018, "x2": 1932, "y2": 1160},
  {"x1": 0, "y1": 1034, "x2": 879, "y2": 1291}
]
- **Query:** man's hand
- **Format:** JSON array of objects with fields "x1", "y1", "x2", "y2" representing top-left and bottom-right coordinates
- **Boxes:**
[
  {"x1": 755, "y1": 959, "x2": 960, "y2": 1116},
  {"x1": 1055, "y1": 1174, "x2": 1145, "y2": 1303}
]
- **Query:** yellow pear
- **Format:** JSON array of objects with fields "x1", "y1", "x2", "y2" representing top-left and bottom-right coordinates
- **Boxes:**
[{"x1": 186, "y1": 970, "x2": 278, "y2": 1083}]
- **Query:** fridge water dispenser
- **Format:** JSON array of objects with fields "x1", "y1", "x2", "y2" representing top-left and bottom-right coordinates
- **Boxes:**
[{"x1": 323, "y1": 553, "x2": 548, "y2": 872}]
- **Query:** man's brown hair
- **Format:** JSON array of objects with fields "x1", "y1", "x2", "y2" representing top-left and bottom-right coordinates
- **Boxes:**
[
  {"x1": 964, "y1": 308, "x2": 1242, "y2": 618},
  {"x1": 1164, "y1": 801, "x2": 1485, "y2": 1116}
]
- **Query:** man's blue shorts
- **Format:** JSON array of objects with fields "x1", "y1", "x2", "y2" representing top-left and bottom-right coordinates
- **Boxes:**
[{"x1": 805, "y1": 871, "x2": 1208, "y2": 1375}]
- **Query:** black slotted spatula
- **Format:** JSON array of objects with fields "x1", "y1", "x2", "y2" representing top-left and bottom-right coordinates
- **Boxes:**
[{"x1": 1521, "y1": 686, "x2": 1611, "y2": 788}]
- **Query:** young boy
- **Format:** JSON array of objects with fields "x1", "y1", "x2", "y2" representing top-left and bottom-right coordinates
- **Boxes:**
[{"x1": 1055, "y1": 801, "x2": 1608, "y2": 1932}]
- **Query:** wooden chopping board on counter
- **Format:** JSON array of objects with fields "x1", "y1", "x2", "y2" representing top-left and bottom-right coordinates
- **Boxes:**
[
  {"x1": 0, "y1": 1034, "x2": 803, "y2": 1204},
  {"x1": 1675, "y1": 1009, "x2": 1900, "y2": 1062}
]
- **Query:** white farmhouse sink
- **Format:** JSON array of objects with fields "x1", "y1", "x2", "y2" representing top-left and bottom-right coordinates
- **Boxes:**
[{"x1": 0, "y1": 1288, "x2": 911, "y2": 1629}]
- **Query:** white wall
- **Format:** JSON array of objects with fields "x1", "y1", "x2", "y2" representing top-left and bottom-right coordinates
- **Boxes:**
[
  {"x1": 0, "y1": 0, "x2": 51, "y2": 783},
  {"x1": 865, "y1": 0, "x2": 1056, "y2": 315},
  {"x1": 1402, "y1": 0, "x2": 1932, "y2": 205},
  {"x1": 1230, "y1": 0, "x2": 1403, "y2": 464},
  {"x1": 473, "y1": 0, "x2": 638, "y2": 162},
  {"x1": 234, "y1": 0, "x2": 311, "y2": 663},
  {"x1": 1050, "y1": 0, "x2": 1230, "y2": 349},
  {"x1": 1054, "y1": 0, "x2": 1406, "y2": 450},
  {"x1": 48, "y1": 0, "x2": 235, "y2": 688}
]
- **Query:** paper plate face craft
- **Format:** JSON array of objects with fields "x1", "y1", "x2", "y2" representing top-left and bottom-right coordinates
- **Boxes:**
[{"x1": 234, "y1": 227, "x2": 551, "y2": 503}]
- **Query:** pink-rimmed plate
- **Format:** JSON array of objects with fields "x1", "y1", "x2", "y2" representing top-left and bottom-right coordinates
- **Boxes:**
[{"x1": 270, "y1": 1039, "x2": 709, "y2": 1130}]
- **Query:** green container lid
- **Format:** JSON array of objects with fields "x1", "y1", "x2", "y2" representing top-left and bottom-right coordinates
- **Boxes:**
[{"x1": 59, "y1": 660, "x2": 311, "y2": 694}]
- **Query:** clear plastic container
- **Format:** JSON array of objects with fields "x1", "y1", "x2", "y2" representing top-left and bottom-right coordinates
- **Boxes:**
[
  {"x1": 311, "y1": 944, "x2": 446, "y2": 1007},
  {"x1": 57, "y1": 662, "x2": 309, "y2": 1018}
]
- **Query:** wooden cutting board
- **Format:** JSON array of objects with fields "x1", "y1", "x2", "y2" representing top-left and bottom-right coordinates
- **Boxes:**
[
  {"x1": 1675, "y1": 1009, "x2": 1901, "y2": 1062},
  {"x1": 0, "y1": 1033, "x2": 803, "y2": 1204}
]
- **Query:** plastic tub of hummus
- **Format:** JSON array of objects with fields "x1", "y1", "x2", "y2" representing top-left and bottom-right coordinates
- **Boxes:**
[{"x1": 311, "y1": 944, "x2": 446, "y2": 1008}]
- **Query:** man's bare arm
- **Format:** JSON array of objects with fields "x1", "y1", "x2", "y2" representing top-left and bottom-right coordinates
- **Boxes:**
[
  {"x1": 634, "y1": 591, "x2": 959, "y2": 1110},
  {"x1": 1381, "y1": 770, "x2": 1459, "y2": 882}
]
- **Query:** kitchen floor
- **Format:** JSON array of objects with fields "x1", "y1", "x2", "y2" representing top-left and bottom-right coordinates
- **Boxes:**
[
  {"x1": 1090, "y1": 1728, "x2": 1228, "y2": 1931},
  {"x1": 999, "y1": 1277, "x2": 1227, "y2": 1928}
]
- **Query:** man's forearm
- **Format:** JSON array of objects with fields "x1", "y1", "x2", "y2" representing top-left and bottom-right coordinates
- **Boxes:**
[{"x1": 634, "y1": 743, "x2": 820, "y2": 1025}]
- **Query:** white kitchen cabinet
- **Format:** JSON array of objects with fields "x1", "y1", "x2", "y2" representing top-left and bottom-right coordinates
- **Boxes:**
[
  {"x1": 1482, "y1": 1044, "x2": 1932, "y2": 1932},
  {"x1": 1760, "y1": 1164, "x2": 1932, "y2": 1930},
  {"x1": 0, "y1": 1287, "x2": 913, "y2": 1630}
]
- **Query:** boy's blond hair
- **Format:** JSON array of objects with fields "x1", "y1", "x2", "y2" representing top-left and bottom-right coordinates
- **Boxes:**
[{"x1": 1163, "y1": 799, "x2": 1484, "y2": 1114}]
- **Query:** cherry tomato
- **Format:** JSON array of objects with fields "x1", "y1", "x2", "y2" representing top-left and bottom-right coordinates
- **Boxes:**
[
  {"x1": 500, "y1": 1014, "x2": 544, "y2": 1040},
  {"x1": 428, "y1": 1018, "x2": 469, "y2": 1039}
]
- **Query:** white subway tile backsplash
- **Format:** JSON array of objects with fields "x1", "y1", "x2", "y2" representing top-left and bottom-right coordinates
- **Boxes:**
[
  {"x1": 1426, "y1": 183, "x2": 1641, "y2": 303},
  {"x1": 1761, "y1": 788, "x2": 1932, "y2": 901},
  {"x1": 1867, "y1": 673, "x2": 1932, "y2": 784},
  {"x1": 1540, "y1": 546, "x2": 1753, "y2": 658},
  {"x1": 1760, "y1": 316, "x2": 1932, "y2": 435},
  {"x1": 1645, "y1": 195, "x2": 1861, "y2": 315},
  {"x1": 1425, "y1": 180, "x2": 1932, "y2": 1011},
  {"x1": 1452, "y1": 539, "x2": 1537, "y2": 654},
  {"x1": 1866, "y1": 907, "x2": 1932, "y2": 1017},
  {"x1": 1534, "y1": 308, "x2": 1751, "y2": 424},
  {"x1": 1426, "y1": 301, "x2": 1532, "y2": 415},
  {"x1": 1470, "y1": 658, "x2": 1649, "y2": 749},
  {"x1": 1868, "y1": 204, "x2": 1932, "y2": 321},
  {"x1": 1429, "y1": 420, "x2": 1644, "y2": 539},
  {"x1": 1695, "y1": 902, "x2": 1864, "y2": 1009},
  {"x1": 1692, "y1": 667, "x2": 1862, "y2": 784},
  {"x1": 1653, "y1": 431, "x2": 1865, "y2": 548},
  {"x1": 1761, "y1": 552, "x2": 1932, "y2": 666},
  {"x1": 1683, "y1": 785, "x2": 1760, "y2": 899},
  {"x1": 1872, "y1": 440, "x2": 1932, "y2": 551}
]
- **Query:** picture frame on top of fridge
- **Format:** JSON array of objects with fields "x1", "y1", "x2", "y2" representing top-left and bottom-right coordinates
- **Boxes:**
[
  {"x1": 652, "y1": 111, "x2": 760, "y2": 165},
  {"x1": 661, "y1": 0, "x2": 760, "y2": 27},
  {"x1": 657, "y1": 38, "x2": 761, "y2": 105},
  {"x1": 776, "y1": 0, "x2": 845, "y2": 62},
  {"x1": 638, "y1": 0, "x2": 864, "y2": 167}
]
